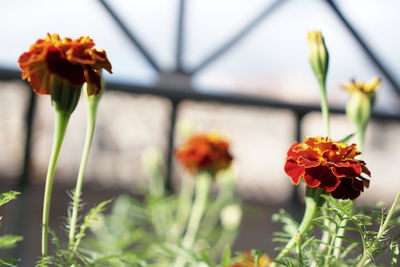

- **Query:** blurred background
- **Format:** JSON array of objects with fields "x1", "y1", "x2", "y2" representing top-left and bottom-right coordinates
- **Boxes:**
[{"x1": 0, "y1": 0, "x2": 400, "y2": 265}]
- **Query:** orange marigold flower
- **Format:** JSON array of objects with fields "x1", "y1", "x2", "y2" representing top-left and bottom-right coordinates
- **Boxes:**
[
  {"x1": 175, "y1": 133, "x2": 233, "y2": 176},
  {"x1": 284, "y1": 137, "x2": 370, "y2": 200},
  {"x1": 18, "y1": 33, "x2": 112, "y2": 96},
  {"x1": 230, "y1": 252, "x2": 271, "y2": 267}
]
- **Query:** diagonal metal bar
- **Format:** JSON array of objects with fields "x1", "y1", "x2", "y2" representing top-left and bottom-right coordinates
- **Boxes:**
[
  {"x1": 176, "y1": 0, "x2": 187, "y2": 73},
  {"x1": 325, "y1": 0, "x2": 400, "y2": 96},
  {"x1": 99, "y1": 0, "x2": 162, "y2": 73},
  {"x1": 189, "y1": 0, "x2": 289, "y2": 76}
]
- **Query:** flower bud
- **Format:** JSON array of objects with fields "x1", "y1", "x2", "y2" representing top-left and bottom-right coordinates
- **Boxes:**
[
  {"x1": 220, "y1": 204, "x2": 242, "y2": 231},
  {"x1": 50, "y1": 76, "x2": 82, "y2": 115},
  {"x1": 343, "y1": 77, "x2": 381, "y2": 131},
  {"x1": 84, "y1": 70, "x2": 105, "y2": 107},
  {"x1": 295, "y1": 231, "x2": 302, "y2": 244},
  {"x1": 307, "y1": 31, "x2": 329, "y2": 85}
]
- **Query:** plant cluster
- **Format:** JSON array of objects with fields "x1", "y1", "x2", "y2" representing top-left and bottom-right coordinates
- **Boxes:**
[{"x1": 0, "y1": 30, "x2": 397, "y2": 266}]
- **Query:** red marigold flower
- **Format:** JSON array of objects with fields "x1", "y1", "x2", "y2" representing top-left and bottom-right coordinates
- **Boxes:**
[
  {"x1": 175, "y1": 133, "x2": 233, "y2": 176},
  {"x1": 230, "y1": 252, "x2": 271, "y2": 267},
  {"x1": 284, "y1": 137, "x2": 370, "y2": 200},
  {"x1": 18, "y1": 33, "x2": 112, "y2": 96}
]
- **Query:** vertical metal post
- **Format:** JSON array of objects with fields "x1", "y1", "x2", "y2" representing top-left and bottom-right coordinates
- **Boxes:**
[
  {"x1": 165, "y1": 100, "x2": 179, "y2": 192},
  {"x1": 176, "y1": 0, "x2": 187, "y2": 73},
  {"x1": 12, "y1": 88, "x2": 37, "y2": 260},
  {"x1": 18, "y1": 89, "x2": 37, "y2": 190}
]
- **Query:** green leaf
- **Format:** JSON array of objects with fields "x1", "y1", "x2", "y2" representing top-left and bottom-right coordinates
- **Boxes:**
[
  {"x1": 0, "y1": 235, "x2": 23, "y2": 249},
  {"x1": 272, "y1": 209, "x2": 299, "y2": 235},
  {"x1": 339, "y1": 133, "x2": 355, "y2": 143},
  {"x1": 73, "y1": 199, "x2": 112, "y2": 251},
  {"x1": 199, "y1": 249, "x2": 213, "y2": 266},
  {"x1": 220, "y1": 246, "x2": 232, "y2": 267},
  {"x1": 0, "y1": 258, "x2": 19, "y2": 267},
  {"x1": 390, "y1": 241, "x2": 399, "y2": 267},
  {"x1": 91, "y1": 253, "x2": 146, "y2": 266},
  {"x1": 0, "y1": 191, "x2": 19, "y2": 206}
]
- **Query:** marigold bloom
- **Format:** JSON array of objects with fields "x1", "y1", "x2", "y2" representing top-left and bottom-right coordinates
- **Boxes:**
[
  {"x1": 342, "y1": 76, "x2": 381, "y2": 96},
  {"x1": 18, "y1": 33, "x2": 112, "y2": 96},
  {"x1": 230, "y1": 252, "x2": 271, "y2": 267},
  {"x1": 175, "y1": 133, "x2": 233, "y2": 176},
  {"x1": 284, "y1": 137, "x2": 370, "y2": 200}
]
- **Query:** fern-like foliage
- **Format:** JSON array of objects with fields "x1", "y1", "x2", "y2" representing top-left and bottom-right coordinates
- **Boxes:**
[
  {"x1": 0, "y1": 191, "x2": 22, "y2": 267},
  {"x1": 37, "y1": 199, "x2": 113, "y2": 266},
  {"x1": 272, "y1": 194, "x2": 400, "y2": 267}
]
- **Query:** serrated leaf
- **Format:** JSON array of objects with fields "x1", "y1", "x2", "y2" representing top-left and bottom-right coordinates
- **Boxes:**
[
  {"x1": 336, "y1": 235, "x2": 360, "y2": 244},
  {"x1": 390, "y1": 241, "x2": 399, "y2": 267},
  {"x1": 0, "y1": 235, "x2": 23, "y2": 249},
  {"x1": 92, "y1": 253, "x2": 146, "y2": 266},
  {"x1": 0, "y1": 191, "x2": 19, "y2": 206},
  {"x1": 73, "y1": 199, "x2": 112, "y2": 251},
  {"x1": 272, "y1": 237, "x2": 290, "y2": 243},
  {"x1": 0, "y1": 258, "x2": 19, "y2": 267},
  {"x1": 272, "y1": 209, "x2": 299, "y2": 235},
  {"x1": 314, "y1": 221, "x2": 333, "y2": 233},
  {"x1": 339, "y1": 133, "x2": 355, "y2": 143},
  {"x1": 340, "y1": 225, "x2": 359, "y2": 232},
  {"x1": 220, "y1": 246, "x2": 232, "y2": 267},
  {"x1": 199, "y1": 249, "x2": 213, "y2": 266},
  {"x1": 315, "y1": 215, "x2": 338, "y2": 225}
]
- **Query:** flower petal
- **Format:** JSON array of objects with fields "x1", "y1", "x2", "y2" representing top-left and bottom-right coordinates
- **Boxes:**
[
  {"x1": 331, "y1": 178, "x2": 361, "y2": 200},
  {"x1": 304, "y1": 166, "x2": 340, "y2": 191},
  {"x1": 46, "y1": 46, "x2": 86, "y2": 86},
  {"x1": 330, "y1": 161, "x2": 362, "y2": 178},
  {"x1": 284, "y1": 159, "x2": 305, "y2": 185}
]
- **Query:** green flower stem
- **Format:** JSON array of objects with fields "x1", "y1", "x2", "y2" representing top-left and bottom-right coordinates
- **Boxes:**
[
  {"x1": 274, "y1": 187, "x2": 323, "y2": 263},
  {"x1": 318, "y1": 79, "x2": 331, "y2": 137},
  {"x1": 316, "y1": 77, "x2": 332, "y2": 256},
  {"x1": 330, "y1": 219, "x2": 347, "y2": 260},
  {"x1": 174, "y1": 172, "x2": 212, "y2": 267},
  {"x1": 296, "y1": 232, "x2": 305, "y2": 267},
  {"x1": 182, "y1": 173, "x2": 211, "y2": 248},
  {"x1": 332, "y1": 124, "x2": 366, "y2": 259},
  {"x1": 202, "y1": 176, "x2": 235, "y2": 234},
  {"x1": 356, "y1": 124, "x2": 366, "y2": 152},
  {"x1": 324, "y1": 221, "x2": 340, "y2": 267},
  {"x1": 68, "y1": 100, "x2": 99, "y2": 250},
  {"x1": 356, "y1": 192, "x2": 400, "y2": 267},
  {"x1": 171, "y1": 177, "x2": 194, "y2": 242},
  {"x1": 211, "y1": 228, "x2": 238, "y2": 260},
  {"x1": 42, "y1": 111, "x2": 70, "y2": 257},
  {"x1": 331, "y1": 125, "x2": 366, "y2": 260}
]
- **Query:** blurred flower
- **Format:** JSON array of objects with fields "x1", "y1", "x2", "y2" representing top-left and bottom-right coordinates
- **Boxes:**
[
  {"x1": 343, "y1": 77, "x2": 381, "y2": 134},
  {"x1": 18, "y1": 33, "x2": 112, "y2": 97},
  {"x1": 230, "y1": 252, "x2": 271, "y2": 267},
  {"x1": 175, "y1": 133, "x2": 233, "y2": 176},
  {"x1": 284, "y1": 137, "x2": 370, "y2": 200},
  {"x1": 307, "y1": 31, "x2": 329, "y2": 85}
]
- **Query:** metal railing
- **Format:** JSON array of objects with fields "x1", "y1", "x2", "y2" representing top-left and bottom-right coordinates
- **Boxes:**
[{"x1": 1, "y1": 0, "x2": 400, "y2": 199}]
